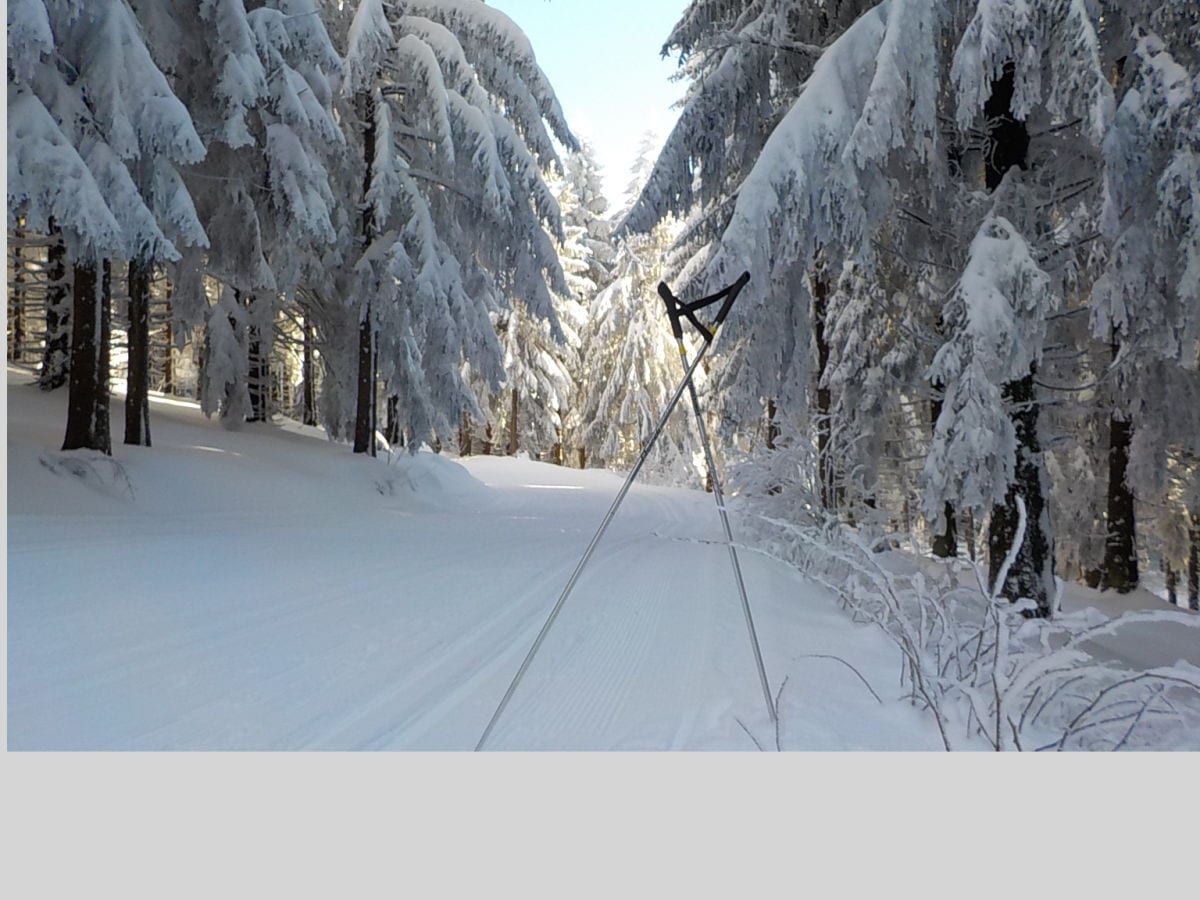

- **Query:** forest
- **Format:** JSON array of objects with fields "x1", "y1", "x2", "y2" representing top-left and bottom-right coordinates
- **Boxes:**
[
  {"x1": 6, "y1": 0, "x2": 1200, "y2": 750},
  {"x1": 9, "y1": 0, "x2": 1197, "y2": 613}
]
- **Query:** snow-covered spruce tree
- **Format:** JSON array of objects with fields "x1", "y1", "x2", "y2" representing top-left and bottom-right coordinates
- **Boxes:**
[
  {"x1": 822, "y1": 257, "x2": 923, "y2": 522},
  {"x1": 144, "y1": 0, "x2": 344, "y2": 428},
  {"x1": 336, "y1": 0, "x2": 576, "y2": 456},
  {"x1": 556, "y1": 141, "x2": 614, "y2": 466},
  {"x1": 489, "y1": 173, "x2": 594, "y2": 460},
  {"x1": 1091, "y1": 4, "x2": 1200, "y2": 592},
  {"x1": 574, "y1": 133, "x2": 694, "y2": 480},
  {"x1": 8, "y1": 0, "x2": 207, "y2": 454},
  {"x1": 562, "y1": 140, "x2": 615, "y2": 294},
  {"x1": 631, "y1": 0, "x2": 945, "y2": 515},
  {"x1": 629, "y1": 0, "x2": 1141, "y2": 613},
  {"x1": 581, "y1": 215, "x2": 697, "y2": 482},
  {"x1": 923, "y1": 215, "x2": 1060, "y2": 610},
  {"x1": 7, "y1": 2, "x2": 71, "y2": 391},
  {"x1": 621, "y1": 1, "x2": 884, "y2": 503}
]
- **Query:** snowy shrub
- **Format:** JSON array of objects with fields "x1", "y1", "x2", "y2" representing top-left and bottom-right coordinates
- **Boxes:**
[{"x1": 737, "y1": 499, "x2": 1200, "y2": 750}]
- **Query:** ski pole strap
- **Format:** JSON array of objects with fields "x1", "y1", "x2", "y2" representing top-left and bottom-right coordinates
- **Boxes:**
[{"x1": 657, "y1": 271, "x2": 750, "y2": 344}]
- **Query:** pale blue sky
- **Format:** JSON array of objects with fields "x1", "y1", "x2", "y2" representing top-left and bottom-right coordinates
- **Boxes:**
[{"x1": 488, "y1": 0, "x2": 688, "y2": 209}]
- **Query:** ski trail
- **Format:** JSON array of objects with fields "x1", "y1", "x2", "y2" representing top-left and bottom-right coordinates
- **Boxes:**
[{"x1": 290, "y1": 535, "x2": 648, "y2": 749}]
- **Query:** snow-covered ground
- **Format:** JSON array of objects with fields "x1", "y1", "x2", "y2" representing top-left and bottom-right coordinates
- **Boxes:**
[{"x1": 6, "y1": 365, "x2": 1196, "y2": 750}]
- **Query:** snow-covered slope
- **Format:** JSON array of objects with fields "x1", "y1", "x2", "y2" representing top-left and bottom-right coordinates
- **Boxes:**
[{"x1": 7, "y1": 366, "x2": 950, "y2": 750}]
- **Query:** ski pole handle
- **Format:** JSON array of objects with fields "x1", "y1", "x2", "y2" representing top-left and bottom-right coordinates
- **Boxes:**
[{"x1": 657, "y1": 271, "x2": 751, "y2": 344}]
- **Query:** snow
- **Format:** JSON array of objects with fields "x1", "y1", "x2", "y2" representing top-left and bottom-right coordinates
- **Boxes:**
[
  {"x1": 9, "y1": 365, "x2": 944, "y2": 750},
  {"x1": 9, "y1": 365, "x2": 1199, "y2": 751}
]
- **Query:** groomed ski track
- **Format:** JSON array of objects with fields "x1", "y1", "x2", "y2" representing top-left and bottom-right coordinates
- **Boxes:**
[{"x1": 7, "y1": 367, "x2": 945, "y2": 750}]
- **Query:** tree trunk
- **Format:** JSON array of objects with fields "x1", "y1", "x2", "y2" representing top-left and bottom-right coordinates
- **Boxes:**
[
  {"x1": 385, "y1": 395, "x2": 400, "y2": 446},
  {"x1": 1166, "y1": 562, "x2": 1178, "y2": 607},
  {"x1": 764, "y1": 397, "x2": 782, "y2": 494},
  {"x1": 302, "y1": 316, "x2": 316, "y2": 426},
  {"x1": 459, "y1": 412, "x2": 472, "y2": 456},
  {"x1": 11, "y1": 223, "x2": 25, "y2": 360},
  {"x1": 765, "y1": 397, "x2": 779, "y2": 450},
  {"x1": 982, "y1": 66, "x2": 1053, "y2": 616},
  {"x1": 1189, "y1": 514, "x2": 1199, "y2": 612},
  {"x1": 507, "y1": 388, "x2": 518, "y2": 455},
  {"x1": 483, "y1": 424, "x2": 494, "y2": 455},
  {"x1": 931, "y1": 502, "x2": 959, "y2": 559},
  {"x1": 163, "y1": 295, "x2": 175, "y2": 396},
  {"x1": 246, "y1": 294, "x2": 268, "y2": 423},
  {"x1": 197, "y1": 327, "x2": 209, "y2": 411},
  {"x1": 812, "y1": 271, "x2": 835, "y2": 509},
  {"x1": 963, "y1": 509, "x2": 976, "y2": 562},
  {"x1": 124, "y1": 258, "x2": 152, "y2": 446},
  {"x1": 353, "y1": 89, "x2": 377, "y2": 456},
  {"x1": 929, "y1": 335, "x2": 958, "y2": 557},
  {"x1": 553, "y1": 427, "x2": 563, "y2": 466},
  {"x1": 1100, "y1": 412, "x2": 1138, "y2": 591},
  {"x1": 353, "y1": 308, "x2": 375, "y2": 454},
  {"x1": 39, "y1": 220, "x2": 70, "y2": 390},
  {"x1": 987, "y1": 371, "x2": 1054, "y2": 615},
  {"x1": 62, "y1": 259, "x2": 112, "y2": 454}
]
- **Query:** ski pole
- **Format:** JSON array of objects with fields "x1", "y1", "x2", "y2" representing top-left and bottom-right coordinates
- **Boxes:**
[
  {"x1": 678, "y1": 345, "x2": 776, "y2": 724},
  {"x1": 475, "y1": 338, "x2": 718, "y2": 751},
  {"x1": 658, "y1": 274, "x2": 776, "y2": 724}
]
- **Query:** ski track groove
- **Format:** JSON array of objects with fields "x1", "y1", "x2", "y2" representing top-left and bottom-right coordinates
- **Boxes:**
[{"x1": 290, "y1": 534, "x2": 648, "y2": 750}]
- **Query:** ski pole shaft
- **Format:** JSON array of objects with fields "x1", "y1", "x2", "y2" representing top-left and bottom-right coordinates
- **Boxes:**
[
  {"x1": 680, "y1": 347, "x2": 776, "y2": 723},
  {"x1": 475, "y1": 342, "x2": 716, "y2": 751}
]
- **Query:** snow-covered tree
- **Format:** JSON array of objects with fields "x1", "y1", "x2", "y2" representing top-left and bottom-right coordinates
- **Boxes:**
[
  {"x1": 1089, "y1": 7, "x2": 1200, "y2": 592},
  {"x1": 625, "y1": 0, "x2": 1167, "y2": 615},
  {"x1": 335, "y1": 0, "x2": 577, "y2": 455},
  {"x1": 581, "y1": 214, "x2": 696, "y2": 482},
  {"x1": 147, "y1": 0, "x2": 343, "y2": 426},
  {"x1": 923, "y1": 215, "x2": 1059, "y2": 607},
  {"x1": 8, "y1": 0, "x2": 207, "y2": 454},
  {"x1": 490, "y1": 172, "x2": 597, "y2": 460}
]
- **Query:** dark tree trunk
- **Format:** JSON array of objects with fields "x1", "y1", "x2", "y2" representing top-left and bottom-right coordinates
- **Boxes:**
[
  {"x1": 385, "y1": 395, "x2": 400, "y2": 446},
  {"x1": 931, "y1": 501, "x2": 958, "y2": 559},
  {"x1": 987, "y1": 371, "x2": 1054, "y2": 615},
  {"x1": 929, "y1": 321, "x2": 958, "y2": 557},
  {"x1": 765, "y1": 397, "x2": 779, "y2": 450},
  {"x1": 353, "y1": 310, "x2": 375, "y2": 453},
  {"x1": 483, "y1": 424, "x2": 494, "y2": 455},
  {"x1": 163, "y1": 294, "x2": 175, "y2": 396},
  {"x1": 124, "y1": 258, "x2": 152, "y2": 446},
  {"x1": 62, "y1": 259, "x2": 112, "y2": 455},
  {"x1": 459, "y1": 412, "x2": 472, "y2": 456},
  {"x1": 1100, "y1": 412, "x2": 1138, "y2": 591},
  {"x1": 246, "y1": 294, "x2": 268, "y2": 423},
  {"x1": 507, "y1": 388, "x2": 518, "y2": 455},
  {"x1": 553, "y1": 426, "x2": 563, "y2": 465},
  {"x1": 765, "y1": 397, "x2": 782, "y2": 494},
  {"x1": 576, "y1": 446, "x2": 586, "y2": 469},
  {"x1": 811, "y1": 271, "x2": 835, "y2": 509},
  {"x1": 1166, "y1": 562, "x2": 1178, "y2": 607},
  {"x1": 353, "y1": 89, "x2": 377, "y2": 456},
  {"x1": 39, "y1": 220, "x2": 70, "y2": 390},
  {"x1": 302, "y1": 317, "x2": 316, "y2": 426},
  {"x1": 11, "y1": 224, "x2": 25, "y2": 360},
  {"x1": 963, "y1": 509, "x2": 977, "y2": 562},
  {"x1": 197, "y1": 328, "x2": 209, "y2": 410},
  {"x1": 1189, "y1": 515, "x2": 1199, "y2": 612},
  {"x1": 982, "y1": 66, "x2": 1053, "y2": 615}
]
